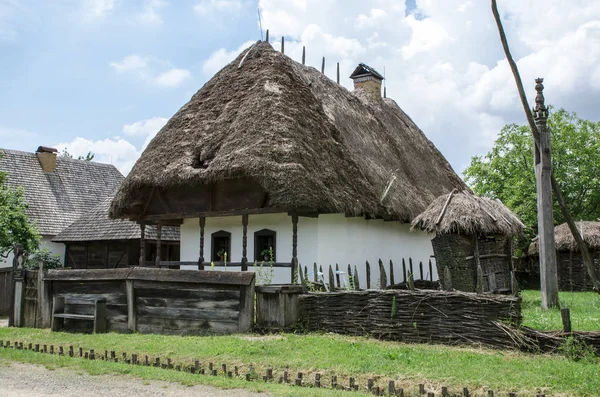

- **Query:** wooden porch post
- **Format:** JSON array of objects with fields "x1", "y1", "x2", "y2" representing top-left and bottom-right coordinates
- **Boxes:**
[
  {"x1": 139, "y1": 221, "x2": 146, "y2": 267},
  {"x1": 198, "y1": 217, "x2": 205, "y2": 270},
  {"x1": 155, "y1": 223, "x2": 162, "y2": 267},
  {"x1": 533, "y1": 78, "x2": 559, "y2": 309},
  {"x1": 241, "y1": 214, "x2": 248, "y2": 271},
  {"x1": 291, "y1": 214, "x2": 299, "y2": 283}
]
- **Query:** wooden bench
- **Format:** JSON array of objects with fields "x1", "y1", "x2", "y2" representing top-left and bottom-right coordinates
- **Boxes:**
[{"x1": 51, "y1": 296, "x2": 107, "y2": 333}]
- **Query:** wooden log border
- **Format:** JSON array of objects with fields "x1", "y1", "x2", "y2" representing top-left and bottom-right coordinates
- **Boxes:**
[{"x1": 0, "y1": 339, "x2": 566, "y2": 396}]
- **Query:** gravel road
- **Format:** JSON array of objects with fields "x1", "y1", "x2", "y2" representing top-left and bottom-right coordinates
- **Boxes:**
[{"x1": 0, "y1": 362, "x2": 271, "y2": 397}]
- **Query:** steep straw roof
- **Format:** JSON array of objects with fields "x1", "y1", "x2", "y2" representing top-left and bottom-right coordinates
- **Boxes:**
[
  {"x1": 110, "y1": 41, "x2": 465, "y2": 221},
  {"x1": 528, "y1": 221, "x2": 600, "y2": 254},
  {"x1": 411, "y1": 190, "x2": 525, "y2": 237},
  {"x1": 53, "y1": 196, "x2": 179, "y2": 242}
]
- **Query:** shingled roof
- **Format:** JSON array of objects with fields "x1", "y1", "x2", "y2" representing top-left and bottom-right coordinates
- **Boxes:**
[
  {"x1": 0, "y1": 149, "x2": 124, "y2": 236},
  {"x1": 110, "y1": 41, "x2": 466, "y2": 222},
  {"x1": 53, "y1": 196, "x2": 179, "y2": 242}
]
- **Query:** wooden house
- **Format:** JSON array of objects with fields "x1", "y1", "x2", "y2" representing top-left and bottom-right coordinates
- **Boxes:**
[
  {"x1": 411, "y1": 190, "x2": 524, "y2": 293},
  {"x1": 109, "y1": 41, "x2": 467, "y2": 281},
  {"x1": 53, "y1": 196, "x2": 180, "y2": 269},
  {"x1": 0, "y1": 147, "x2": 123, "y2": 267},
  {"x1": 528, "y1": 221, "x2": 600, "y2": 291}
]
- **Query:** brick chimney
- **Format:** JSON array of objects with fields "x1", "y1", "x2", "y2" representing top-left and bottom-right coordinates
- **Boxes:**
[
  {"x1": 350, "y1": 63, "x2": 384, "y2": 101},
  {"x1": 36, "y1": 146, "x2": 58, "y2": 173}
]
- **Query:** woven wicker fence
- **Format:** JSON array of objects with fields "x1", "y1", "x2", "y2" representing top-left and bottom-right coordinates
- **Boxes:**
[{"x1": 298, "y1": 289, "x2": 522, "y2": 349}]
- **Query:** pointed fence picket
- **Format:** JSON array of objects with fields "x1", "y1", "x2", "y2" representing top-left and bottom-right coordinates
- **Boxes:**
[{"x1": 300, "y1": 257, "x2": 439, "y2": 292}]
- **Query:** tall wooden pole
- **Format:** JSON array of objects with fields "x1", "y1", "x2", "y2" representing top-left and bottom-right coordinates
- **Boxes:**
[
  {"x1": 491, "y1": 0, "x2": 600, "y2": 294},
  {"x1": 534, "y1": 79, "x2": 559, "y2": 308}
]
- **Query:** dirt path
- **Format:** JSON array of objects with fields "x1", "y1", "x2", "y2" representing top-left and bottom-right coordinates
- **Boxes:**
[{"x1": 0, "y1": 362, "x2": 271, "y2": 397}]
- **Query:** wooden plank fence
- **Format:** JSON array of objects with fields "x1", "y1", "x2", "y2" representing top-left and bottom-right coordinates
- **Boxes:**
[{"x1": 0, "y1": 268, "x2": 12, "y2": 316}]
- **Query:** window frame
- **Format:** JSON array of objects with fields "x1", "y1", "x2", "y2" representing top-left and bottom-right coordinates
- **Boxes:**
[{"x1": 254, "y1": 229, "x2": 277, "y2": 262}]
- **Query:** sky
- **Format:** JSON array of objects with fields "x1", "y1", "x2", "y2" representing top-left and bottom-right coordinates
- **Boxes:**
[{"x1": 1, "y1": 0, "x2": 599, "y2": 176}]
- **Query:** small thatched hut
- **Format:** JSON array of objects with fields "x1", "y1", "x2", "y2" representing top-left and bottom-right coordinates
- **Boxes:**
[
  {"x1": 109, "y1": 41, "x2": 466, "y2": 280},
  {"x1": 528, "y1": 221, "x2": 600, "y2": 291},
  {"x1": 411, "y1": 190, "x2": 524, "y2": 293}
]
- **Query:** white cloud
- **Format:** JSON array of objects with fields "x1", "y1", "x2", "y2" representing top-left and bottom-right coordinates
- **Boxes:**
[
  {"x1": 356, "y1": 9, "x2": 387, "y2": 29},
  {"x1": 109, "y1": 55, "x2": 147, "y2": 72},
  {"x1": 154, "y1": 68, "x2": 191, "y2": 87},
  {"x1": 202, "y1": 40, "x2": 255, "y2": 76},
  {"x1": 194, "y1": 0, "x2": 246, "y2": 15},
  {"x1": 54, "y1": 137, "x2": 140, "y2": 175},
  {"x1": 401, "y1": 15, "x2": 451, "y2": 59},
  {"x1": 123, "y1": 117, "x2": 167, "y2": 136},
  {"x1": 55, "y1": 115, "x2": 169, "y2": 175},
  {"x1": 122, "y1": 117, "x2": 168, "y2": 150},
  {"x1": 137, "y1": 0, "x2": 168, "y2": 25},
  {"x1": 109, "y1": 55, "x2": 190, "y2": 88},
  {"x1": 84, "y1": 0, "x2": 115, "y2": 19}
]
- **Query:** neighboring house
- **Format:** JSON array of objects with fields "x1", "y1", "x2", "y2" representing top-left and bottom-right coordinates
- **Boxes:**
[
  {"x1": 0, "y1": 146, "x2": 165, "y2": 268},
  {"x1": 53, "y1": 196, "x2": 180, "y2": 269},
  {"x1": 110, "y1": 41, "x2": 467, "y2": 281}
]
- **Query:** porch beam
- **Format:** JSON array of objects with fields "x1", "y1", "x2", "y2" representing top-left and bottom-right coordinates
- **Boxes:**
[
  {"x1": 241, "y1": 214, "x2": 248, "y2": 271},
  {"x1": 198, "y1": 217, "x2": 206, "y2": 270},
  {"x1": 139, "y1": 221, "x2": 146, "y2": 267},
  {"x1": 155, "y1": 223, "x2": 162, "y2": 266},
  {"x1": 291, "y1": 214, "x2": 299, "y2": 282}
]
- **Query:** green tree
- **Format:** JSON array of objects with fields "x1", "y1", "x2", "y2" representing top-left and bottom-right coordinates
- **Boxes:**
[
  {"x1": 0, "y1": 155, "x2": 40, "y2": 260},
  {"x1": 464, "y1": 108, "x2": 600, "y2": 240}
]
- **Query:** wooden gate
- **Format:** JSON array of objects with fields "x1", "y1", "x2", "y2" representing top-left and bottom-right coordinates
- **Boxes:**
[
  {"x1": 0, "y1": 268, "x2": 12, "y2": 316},
  {"x1": 23, "y1": 270, "x2": 40, "y2": 328}
]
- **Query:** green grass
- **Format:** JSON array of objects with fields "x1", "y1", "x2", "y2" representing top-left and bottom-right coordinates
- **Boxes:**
[
  {"x1": 1, "y1": 327, "x2": 599, "y2": 396},
  {"x1": 521, "y1": 290, "x2": 600, "y2": 331}
]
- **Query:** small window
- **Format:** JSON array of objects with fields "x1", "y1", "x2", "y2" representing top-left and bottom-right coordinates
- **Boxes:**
[
  {"x1": 254, "y1": 229, "x2": 276, "y2": 262},
  {"x1": 211, "y1": 230, "x2": 231, "y2": 261}
]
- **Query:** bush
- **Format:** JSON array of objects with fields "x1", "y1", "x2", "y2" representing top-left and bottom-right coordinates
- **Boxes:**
[
  {"x1": 558, "y1": 336, "x2": 598, "y2": 363},
  {"x1": 24, "y1": 248, "x2": 62, "y2": 270}
]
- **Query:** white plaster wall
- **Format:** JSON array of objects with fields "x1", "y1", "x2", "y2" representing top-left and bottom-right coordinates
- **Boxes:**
[
  {"x1": 179, "y1": 213, "x2": 436, "y2": 285},
  {"x1": 315, "y1": 214, "x2": 436, "y2": 287},
  {"x1": 0, "y1": 236, "x2": 65, "y2": 268},
  {"x1": 41, "y1": 237, "x2": 65, "y2": 264}
]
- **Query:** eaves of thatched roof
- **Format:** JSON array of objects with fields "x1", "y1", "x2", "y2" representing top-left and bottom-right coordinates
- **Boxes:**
[
  {"x1": 528, "y1": 221, "x2": 600, "y2": 254},
  {"x1": 110, "y1": 41, "x2": 466, "y2": 222},
  {"x1": 0, "y1": 148, "x2": 124, "y2": 236},
  {"x1": 53, "y1": 196, "x2": 179, "y2": 243},
  {"x1": 411, "y1": 190, "x2": 525, "y2": 237}
]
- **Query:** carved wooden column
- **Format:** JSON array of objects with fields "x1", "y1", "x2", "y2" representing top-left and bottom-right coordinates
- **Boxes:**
[
  {"x1": 139, "y1": 221, "x2": 146, "y2": 267},
  {"x1": 155, "y1": 223, "x2": 162, "y2": 267},
  {"x1": 291, "y1": 214, "x2": 299, "y2": 283},
  {"x1": 241, "y1": 214, "x2": 248, "y2": 271},
  {"x1": 533, "y1": 78, "x2": 559, "y2": 309},
  {"x1": 198, "y1": 217, "x2": 206, "y2": 270}
]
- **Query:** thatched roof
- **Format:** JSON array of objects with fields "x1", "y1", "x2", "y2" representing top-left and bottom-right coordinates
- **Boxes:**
[
  {"x1": 528, "y1": 221, "x2": 600, "y2": 254},
  {"x1": 53, "y1": 196, "x2": 179, "y2": 243},
  {"x1": 0, "y1": 148, "x2": 123, "y2": 236},
  {"x1": 411, "y1": 190, "x2": 525, "y2": 237},
  {"x1": 110, "y1": 41, "x2": 466, "y2": 221}
]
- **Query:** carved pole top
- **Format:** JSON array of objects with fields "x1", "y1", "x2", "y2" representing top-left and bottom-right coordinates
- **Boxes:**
[{"x1": 533, "y1": 77, "x2": 548, "y2": 123}]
